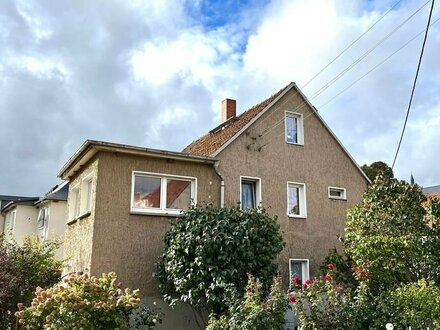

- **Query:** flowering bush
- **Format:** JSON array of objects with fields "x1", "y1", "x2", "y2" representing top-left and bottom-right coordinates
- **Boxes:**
[
  {"x1": 206, "y1": 276, "x2": 288, "y2": 330},
  {"x1": 15, "y1": 272, "x2": 162, "y2": 330}
]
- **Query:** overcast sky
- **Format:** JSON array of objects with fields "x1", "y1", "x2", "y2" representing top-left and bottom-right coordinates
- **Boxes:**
[{"x1": 1, "y1": 0, "x2": 439, "y2": 196}]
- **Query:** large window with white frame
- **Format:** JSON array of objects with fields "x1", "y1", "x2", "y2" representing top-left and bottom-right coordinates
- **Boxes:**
[
  {"x1": 287, "y1": 182, "x2": 307, "y2": 218},
  {"x1": 80, "y1": 175, "x2": 93, "y2": 214},
  {"x1": 285, "y1": 112, "x2": 304, "y2": 145},
  {"x1": 6, "y1": 210, "x2": 16, "y2": 231},
  {"x1": 240, "y1": 176, "x2": 261, "y2": 210},
  {"x1": 68, "y1": 175, "x2": 94, "y2": 222},
  {"x1": 131, "y1": 171, "x2": 196, "y2": 215},
  {"x1": 289, "y1": 259, "x2": 310, "y2": 287}
]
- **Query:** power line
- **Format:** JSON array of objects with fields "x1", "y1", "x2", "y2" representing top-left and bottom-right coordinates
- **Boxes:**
[
  {"x1": 300, "y1": 0, "x2": 403, "y2": 90},
  {"x1": 308, "y1": 0, "x2": 430, "y2": 100},
  {"x1": 250, "y1": 0, "x2": 404, "y2": 132},
  {"x1": 392, "y1": 0, "x2": 435, "y2": 169},
  {"x1": 256, "y1": 0, "x2": 430, "y2": 139},
  {"x1": 257, "y1": 15, "x2": 440, "y2": 150}
]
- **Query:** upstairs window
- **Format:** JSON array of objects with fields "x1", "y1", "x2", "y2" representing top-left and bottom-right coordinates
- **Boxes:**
[
  {"x1": 289, "y1": 259, "x2": 309, "y2": 287},
  {"x1": 68, "y1": 175, "x2": 94, "y2": 222},
  {"x1": 328, "y1": 187, "x2": 347, "y2": 200},
  {"x1": 285, "y1": 112, "x2": 304, "y2": 145},
  {"x1": 287, "y1": 182, "x2": 307, "y2": 218},
  {"x1": 131, "y1": 172, "x2": 196, "y2": 215},
  {"x1": 37, "y1": 207, "x2": 48, "y2": 229},
  {"x1": 240, "y1": 177, "x2": 261, "y2": 210},
  {"x1": 6, "y1": 210, "x2": 16, "y2": 231}
]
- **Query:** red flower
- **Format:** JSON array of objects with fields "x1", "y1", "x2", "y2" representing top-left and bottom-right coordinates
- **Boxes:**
[
  {"x1": 327, "y1": 263, "x2": 334, "y2": 270},
  {"x1": 325, "y1": 275, "x2": 332, "y2": 282},
  {"x1": 246, "y1": 287, "x2": 251, "y2": 293},
  {"x1": 305, "y1": 279, "x2": 311, "y2": 285},
  {"x1": 289, "y1": 296, "x2": 296, "y2": 303},
  {"x1": 292, "y1": 275, "x2": 301, "y2": 285}
]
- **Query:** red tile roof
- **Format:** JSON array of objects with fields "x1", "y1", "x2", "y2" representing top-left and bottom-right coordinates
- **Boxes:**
[{"x1": 182, "y1": 85, "x2": 289, "y2": 156}]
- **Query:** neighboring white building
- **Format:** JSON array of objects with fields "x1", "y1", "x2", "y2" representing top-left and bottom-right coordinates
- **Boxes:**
[{"x1": 1, "y1": 182, "x2": 68, "y2": 259}]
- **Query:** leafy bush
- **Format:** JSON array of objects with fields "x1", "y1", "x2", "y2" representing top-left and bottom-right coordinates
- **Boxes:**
[
  {"x1": 155, "y1": 204, "x2": 284, "y2": 318},
  {"x1": 0, "y1": 235, "x2": 62, "y2": 329},
  {"x1": 15, "y1": 272, "x2": 162, "y2": 330},
  {"x1": 206, "y1": 276, "x2": 288, "y2": 330},
  {"x1": 375, "y1": 279, "x2": 440, "y2": 329}
]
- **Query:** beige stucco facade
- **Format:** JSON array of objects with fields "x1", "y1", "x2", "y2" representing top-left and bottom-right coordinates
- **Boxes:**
[
  {"x1": 63, "y1": 150, "x2": 221, "y2": 296},
  {"x1": 215, "y1": 88, "x2": 368, "y2": 287}
]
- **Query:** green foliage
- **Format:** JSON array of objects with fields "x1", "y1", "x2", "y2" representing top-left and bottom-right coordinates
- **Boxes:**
[
  {"x1": 0, "y1": 235, "x2": 63, "y2": 329},
  {"x1": 206, "y1": 276, "x2": 288, "y2": 330},
  {"x1": 294, "y1": 178, "x2": 440, "y2": 328},
  {"x1": 155, "y1": 204, "x2": 284, "y2": 316},
  {"x1": 375, "y1": 279, "x2": 440, "y2": 328},
  {"x1": 319, "y1": 248, "x2": 357, "y2": 288},
  {"x1": 361, "y1": 161, "x2": 394, "y2": 181},
  {"x1": 16, "y1": 272, "x2": 162, "y2": 330},
  {"x1": 344, "y1": 177, "x2": 438, "y2": 293}
]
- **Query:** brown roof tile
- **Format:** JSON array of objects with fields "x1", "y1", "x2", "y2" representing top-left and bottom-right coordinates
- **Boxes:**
[{"x1": 183, "y1": 85, "x2": 289, "y2": 156}]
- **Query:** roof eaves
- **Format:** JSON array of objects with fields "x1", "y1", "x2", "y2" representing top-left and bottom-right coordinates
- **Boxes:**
[
  {"x1": 59, "y1": 140, "x2": 218, "y2": 180},
  {"x1": 211, "y1": 82, "x2": 296, "y2": 157}
]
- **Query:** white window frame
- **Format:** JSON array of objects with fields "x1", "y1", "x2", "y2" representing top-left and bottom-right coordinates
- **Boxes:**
[
  {"x1": 239, "y1": 176, "x2": 262, "y2": 210},
  {"x1": 80, "y1": 174, "x2": 94, "y2": 214},
  {"x1": 328, "y1": 186, "x2": 347, "y2": 200},
  {"x1": 131, "y1": 171, "x2": 197, "y2": 216},
  {"x1": 285, "y1": 111, "x2": 304, "y2": 145},
  {"x1": 69, "y1": 184, "x2": 80, "y2": 221},
  {"x1": 287, "y1": 182, "x2": 307, "y2": 218},
  {"x1": 289, "y1": 259, "x2": 310, "y2": 287},
  {"x1": 8, "y1": 210, "x2": 16, "y2": 231},
  {"x1": 37, "y1": 207, "x2": 48, "y2": 229}
]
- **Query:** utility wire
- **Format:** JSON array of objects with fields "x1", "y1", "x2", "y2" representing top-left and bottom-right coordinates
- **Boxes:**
[
  {"x1": 250, "y1": 0, "x2": 403, "y2": 132},
  {"x1": 392, "y1": 0, "x2": 435, "y2": 169},
  {"x1": 308, "y1": 0, "x2": 430, "y2": 100},
  {"x1": 258, "y1": 15, "x2": 439, "y2": 149},
  {"x1": 256, "y1": 0, "x2": 430, "y2": 138},
  {"x1": 300, "y1": 0, "x2": 403, "y2": 90}
]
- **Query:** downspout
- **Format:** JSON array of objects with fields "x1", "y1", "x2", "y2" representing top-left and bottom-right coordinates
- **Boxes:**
[{"x1": 214, "y1": 161, "x2": 225, "y2": 208}]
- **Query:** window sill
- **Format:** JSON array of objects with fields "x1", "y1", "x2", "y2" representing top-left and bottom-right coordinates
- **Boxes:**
[
  {"x1": 329, "y1": 197, "x2": 347, "y2": 201},
  {"x1": 130, "y1": 209, "x2": 183, "y2": 217},
  {"x1": 287, "y1": 214, "x2": 307, "y2": 219},
  {"x1": 66, "y1": 211, "x2": 91, "y2": 226},
  {"x1": 285, "y1": 141, "x2": 304, "y2": 146}
]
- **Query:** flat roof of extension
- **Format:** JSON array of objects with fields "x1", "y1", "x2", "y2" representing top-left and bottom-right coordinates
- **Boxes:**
[{"x1": 58, "y1": 139, "x2": 217, "y2": 180}]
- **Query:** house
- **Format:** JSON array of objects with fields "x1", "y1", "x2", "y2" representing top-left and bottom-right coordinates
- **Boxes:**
[
  {"x1": 1, "y1": 196, "x2": 39, "y2": 244},
  {"x1": 183, "y1": 82, "x2": 369, "y2": 287},
  {"x1": 34, "y1": 182, "x2": 69, "y2": 258},
  {"x1": 59, "y1": 82, "x2": 368, "y2": 329},
  {"x1": 1, "y1": 195, "x2": 28, "y2": 235},
  {"x1": 1, "y1": 183, "x2": 68, "y2": 255},
  {"x1": 423, "y1": 184, "x2": 440, "y2": 194}
]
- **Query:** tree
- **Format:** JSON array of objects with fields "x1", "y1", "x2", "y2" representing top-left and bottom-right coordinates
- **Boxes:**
[
  {"x1": 155, "y1": 204, "x2": 284, "y2": 327},
  {"x1": 361, "y1": 161, "x2": 394, "y2": 181},
  {"x1": 292, "y1": 178, "x2": 440, "y2": 328},
  {"x1": 0, "y1": 236, "x2": 63, "y2": 329}
]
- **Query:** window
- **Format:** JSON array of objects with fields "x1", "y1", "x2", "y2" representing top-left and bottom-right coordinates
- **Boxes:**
[
  {"x1": 287, "y1": 182, "x2": 307, "y2": 218},
  {"x1": 328, "y1": 187, "x2": 347, "y2": 200},
  {"x1": 7, "y1": 210, "x2": 16, "y2": 231},
  {"x1": 37, "y1": 207, "x2": 49, "y2": 239},
  {"x1": 285, "y1": 112, "x2": 304, "y2": 145},
  {"x1": 37, "y1": 207, "x2": 48, "y2": 229},
  {"x1": 289, "y1": 259, "x2": 309, "y2": 287},
  {"x1": 131, "y1": 172, "x2": 196, "y2": 215},
  {"x1": 68, "y1": 175, "x2": 95, "y2": 222},
  {"x1": 240, "y1": 176, "x2": 261, "y2": 209},
  {"x1": 80, "y1": 176, "x2": 93, "y2": 214}
]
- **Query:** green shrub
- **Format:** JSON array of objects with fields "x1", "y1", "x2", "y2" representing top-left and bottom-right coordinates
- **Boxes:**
[
  {"x1": 206, "y1": 276, "x2": 288, "y2": 330},
  {"x1": 0, "y1": 235, "x2": 62, "y2": 329},
  {"x1": 15, "y1": 272, "x2": 162, "y2": 330},
  {"x1": 155, "y1": 204, "x2": 284, "y2": 317}
]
